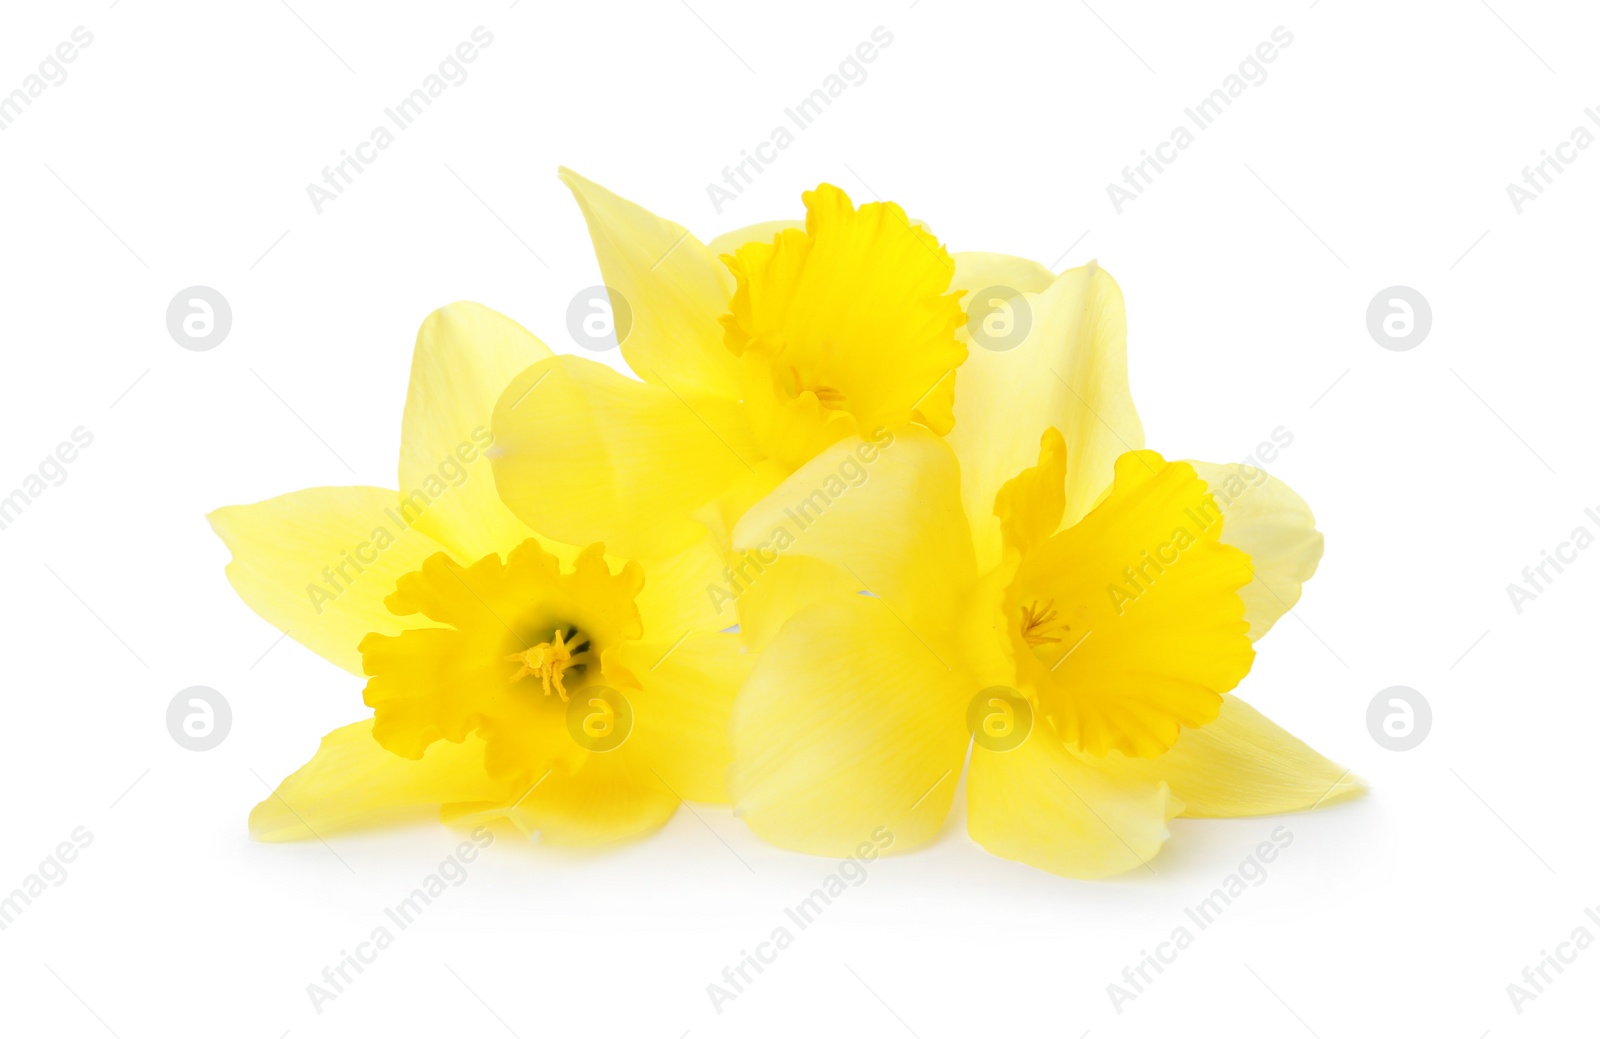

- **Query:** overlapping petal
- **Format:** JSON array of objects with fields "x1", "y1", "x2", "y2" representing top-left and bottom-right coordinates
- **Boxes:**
[
  {"x1": 617, "y1": 631, "x2": 753, "y2": 803},
  {"x1": 967, "y1": 727, "x2": 1181, "y2": 879},
  {"x1": 490, "y1": 354, "x2": 756, "y2": 559},
  {"x1": 1186, "y1": 461, "x2": 1324, "y2": 640},
  {"x1": 450, "y1": 750, "x2": 682, "y2": 846},
  {"x1": 399, "y1": 302, "x2": 551, "y2": 562},
  {"x1": 631, "y1": 535, "x2": 737, "y2": 641},
  {"x1": 561, "y1": 167, "x2": 742, "y2": 399},
  {"x1": 249, "y1": 719, "x2": 509, "y2": 841},
  {"x1": 729, "y1": 594, "x2": 972, "y2": 856},
  {"x1": 706, "y1": 219, "x2": 802, "y2": 258},
  {"x1": 730, "y1": 426, "x2": 976, "y2": 640},
  {"x1": 948, "y1": 260, "x2": 1144, "y2": 573},
  {"x1": 1114, "y1": 694, "x2": 1363, "y2": 817}
]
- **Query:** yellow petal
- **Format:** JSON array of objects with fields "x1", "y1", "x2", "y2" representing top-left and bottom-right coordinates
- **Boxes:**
[
  {"x1": 993, "y1": 427, "x2": 1067, "y2": 558},
  {"x1": 730, "y1": 426, "x2": 975, "y2": 641},
  {"x1": 451, "y1": 750, "x2": 681, "y2": 846},
  {"x1": 250, "y1": 719, "x2": 509, "y2": 841},
  {"x1": 967, "y1": 726, "x2": 1181, "y2": 879},
  {"x1": 1115, "y1": 694, "x2": 1365, "y2": 817},
  {"x1": 632, "y1": 535, "x2": 737, "y2": 642},
  {"x1": 617, "y1": 631, "x2": 752, "y2": 803},
  {"x1": 689, "y1": 456, "x2": 790, "y2": 559},
  {"x1": 729, "y1": 595, "x2": 971, "y2": 856},
  {"x1": 729, "y1": 554, "x2": 858, "y2": 650},
  {"x1": 949, "y1": 250, "x2": 1056, "y2": 296},
  {"x1": 1010, "y1": 451, "x2": 1256, "y2": 758},
  {"x1": 560, "y1": 167, "x2": 743, "y2": 400},
  {"x1": 398, "y1": 302, "x2": 552, "y2": 563},
  {"x1": 1186, "y1": 461, "x2": 1324, "y2": 640},
  {"x1": 949, "y1": 260, "x2": 1144, "y2": 572},
  {"x1": 490, "y1": 354, "x2": 756, "y2": 559},
  {"x1": 707, "y1": 219, "x2": 802, "y2": 258},
  {"x1": 208, "y1": 487, "x2": 446, "y2": 675}
]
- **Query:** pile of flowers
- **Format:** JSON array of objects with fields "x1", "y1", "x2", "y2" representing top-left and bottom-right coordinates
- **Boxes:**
[{"x1": 211, "y1": 170, "x2": 1359, "y2": 879}]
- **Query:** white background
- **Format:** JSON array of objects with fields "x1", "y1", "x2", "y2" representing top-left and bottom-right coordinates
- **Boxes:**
[{"x1": 1, "y1": 1, "x2": 1595, "y2": 1036}]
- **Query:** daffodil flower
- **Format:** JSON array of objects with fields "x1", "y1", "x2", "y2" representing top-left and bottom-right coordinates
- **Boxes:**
[
  {"x1": 210, "y1": 303, "x2": 749, "y2": 845},
  {"x1": 721, "y1": 263, "x2": 1362, "y2": 878},
  {"x1": 489, "y1": 172, "x2": 969, "y2": 644}
]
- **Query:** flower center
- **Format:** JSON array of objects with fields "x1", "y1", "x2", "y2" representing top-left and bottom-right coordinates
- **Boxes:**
[
  {"x1": 777, "y1": 362, "x2": 846, "y2": 408},
  {"x1": 505, "y1": 627, "x2": 592, "y2": 701},
  {"x1": 356, "y1": 541, "x2": 645, "y2": 781},
  {"x1": 1019, "y1": 599, "x2": 1069, "y2": 647},
  {"x1": 1000, "y1": 449, "x2": 1257, "y2": 759}
]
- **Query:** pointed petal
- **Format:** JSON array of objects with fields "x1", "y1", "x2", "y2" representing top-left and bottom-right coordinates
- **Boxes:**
[
  {"x1": 731, "y1": 554, "x2": 858, "y2": 650},
  {"x1": 617, "y1": 631, "x2": 753, "y2": 803},
  {"x1": 561, "y1": 168, "x2": 743, "y2": 399},
  {"x1": 1186, "y1": 462, "x2": 1324, "y2": 640},
  {"x1": 729, "y1": 595, "x2": 971, "y2": 856},
  {"x1": 490, "y1": 354, "x2": 756, "y2": 559},
  {"x1": 948, "y1": 260, "x2": 1144, "y2": 572},
  {"x1": 250, "y1": 719, "x2": 508, "y2": 841},
  {"x1": 398, "y1": 302, "x2": 552, "y2": 562},
  {"x1": 968, "y1": 728, "x2": 1180, "y2": 879},
  {"x1": 1115, "y1": 694, "x2": 1365, "y2": 817},
  {"x1": 730, "y1": 427, "x2": 975, "y2": 640},
  {"x1": 208, "y1": 487, "x2": 445, "y2": 675}
]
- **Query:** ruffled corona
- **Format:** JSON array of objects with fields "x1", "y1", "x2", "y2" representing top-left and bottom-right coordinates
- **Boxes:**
[
  {"x1": 358, "y1": 541, "x2": 644, "y2": 784},
  {"x1": 1001, "y1": 443, "x2": 1256, "y2": 758},
  {"x1": 719, "y1": 184, "x2": 967, "y2": 465}
]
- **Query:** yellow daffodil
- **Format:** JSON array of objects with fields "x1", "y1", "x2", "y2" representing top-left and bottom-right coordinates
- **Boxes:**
[
  {"x1": 719, "y1": 261, "x2": 1362, "y2": 878},
  {"x1": 490, "y1": 171, "x2": 969, "y2": 645},
  {"x1": 210, "y1": 303, "x2": 749, "y2": 845}
]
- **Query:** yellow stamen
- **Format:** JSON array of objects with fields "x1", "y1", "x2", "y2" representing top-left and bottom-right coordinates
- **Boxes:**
[
  {"x1": 1020, "y1": 599, "x2": 1066, "y2": 647},
  {"x1": 778, "y1": 364, "x2": 846, "y2": 408},
  {"x1": 506, "y1": 629, "x2": 580, "y2": 701}
]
